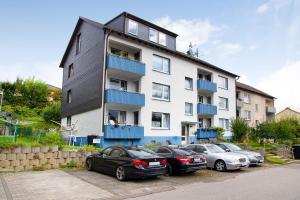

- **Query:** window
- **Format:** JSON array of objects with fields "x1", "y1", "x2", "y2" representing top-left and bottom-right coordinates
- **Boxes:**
[
  {"x1": 153, "y1": 55, "x2": 170, "y2": 74},
  {"x1": 103, "y1": 147, "x2": 113, "y2": 156},
  {"x1": 185, "y1": 102, "x2": 193, "y2": 115},
  {"x1": 109, "y1": 79, "x2": 127, "y2": 91},
  {"x1": 152, "y1": 83, "x2": 170, "y2": 101},
  {"x1": 128, "y1": 19, "x2": 138, "y2": 35},
  {"x1": 255, "y1": 104, "x2": 259, "y2": 112},
  {"x1": 76, "y1": 33, "x2": 81, "y2": 54},
  {"x1": 67, "y1": 116, "x2": 71, "y2": 126},
  {"x1": 244, "y1": 93, "x2": 251, "y2": 104},
  {"x1": 149, "y1": 28, "x2": 158, "y2": 43},
  {"x1": 152, "y1": 112, "x2": 170, "y2": 129},
  {"x1": 219, "y1": 97, "x2": 228, "y2": 110},
  {"x1": 185, "y1": 77, "x2": 193, "y2": 90},
  {"x1": 68, "y1": 64, "x2": 74, "y2": 79},
  {"x1": 67, "y1": 90, "x2": 72, "y2": 103},
  {"x1": 244, "y1": 110, "x2": 251, "y2": 120},
  {"x1": 219, "y1": 118, "x2": 229, "y2": 130},
  {"x1": 219, "y1": 76, "x2": 228, "y2": 89},
  {"x1": 157, "y1": 147, "x2": 172, "y2": 154},
  {"x1": 159, "y1": 32, "x2": 166, "y2": 46},
  {"x1": 108, "y1": 110, "x2": 126, "y2": 124}
]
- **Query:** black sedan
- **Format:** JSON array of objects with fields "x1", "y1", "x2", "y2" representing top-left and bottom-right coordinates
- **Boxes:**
[
  {"x1": 154, "y1": 146, "x2": 207, "y2": 175},
  {"x1": 85, "y1": 146, "x2": 167, "y2": 181}
]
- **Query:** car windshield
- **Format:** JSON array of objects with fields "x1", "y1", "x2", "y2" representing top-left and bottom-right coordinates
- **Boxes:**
[
  {"x1": 127, "y1": 148, "x2": 156, "y2": 158},
  {"x1": 226, "y1": 143, "x2": 242, "y2": 151},
  {"x1": 206, "y1": 145, "x2": 226, "y2": 153}
]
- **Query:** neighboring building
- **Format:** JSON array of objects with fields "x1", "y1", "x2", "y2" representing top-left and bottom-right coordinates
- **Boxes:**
[
  {"x1": 236, "y1": 82, "x2": 276, "y2": 127},
  {"x1": 59, "y1": 12, "x2": 238, "y2": 147},
  {"x1": 276, "y1": 107, "x2": 300, "y2": 120},
  {"x1": 47, "y1": 84, "x2": 61, "y2": 102}
]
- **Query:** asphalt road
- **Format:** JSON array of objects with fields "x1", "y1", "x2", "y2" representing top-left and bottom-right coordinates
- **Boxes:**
[{"x1": 127, "y1": 163, "x2": 300, "y2": 200}]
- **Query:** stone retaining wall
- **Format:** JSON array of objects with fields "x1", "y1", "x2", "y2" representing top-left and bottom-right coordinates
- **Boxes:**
[{"x1": 0, "y1": 146, "x2": 91, "y2": 171}]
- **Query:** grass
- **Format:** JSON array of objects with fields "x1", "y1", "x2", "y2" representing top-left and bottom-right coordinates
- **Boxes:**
[
  {"x1": 235, "y1": 142, "x2": 278, "y2": 151},
  {"x1": 265, "y1": 154, "x2": 286, "y2": 165}
]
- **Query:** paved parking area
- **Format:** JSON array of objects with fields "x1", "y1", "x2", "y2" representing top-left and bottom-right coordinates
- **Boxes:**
[{"x1": 0, "y1": 164, "x2": 288, "y2": 200}]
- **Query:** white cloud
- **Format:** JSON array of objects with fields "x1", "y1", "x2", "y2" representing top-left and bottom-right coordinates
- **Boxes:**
[
  {"x1": 249, "y1": 44, "x2": 258, "y2": 50},
  {"x1": 216, "y1": 43, "x2": 242, "y2": 57},
  {"x1": 238, "y1": 74, "x2": 251, "y2": 85},
  {"x1": 257, "y1": 3, "x2": 269, "y2": 14},
  {"x1": 0, "y1": 61, "x2": 62, "y2": 88},
  {"x1": 257, "y1": 60, "x2": 300, "y2": 112},
  {"x1": 153, "y1": 16, "x2": 221, "y2": 52}
]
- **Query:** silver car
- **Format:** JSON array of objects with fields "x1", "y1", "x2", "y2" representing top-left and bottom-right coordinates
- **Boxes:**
[
  {"x1": 216, "y1": 143, "x2": 264, "y2": 165},
  {"x1": 186, "y1": 144, "x2": 250, "y2": 172}
]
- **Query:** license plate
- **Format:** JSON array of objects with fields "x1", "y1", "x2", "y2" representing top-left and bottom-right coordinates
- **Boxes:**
[
  {"x1": 194, "y1": 158, "x2": 201, "y2": 162},
  {"x1": 149, "y1": 162, "x2": 160, "y2": 166}
]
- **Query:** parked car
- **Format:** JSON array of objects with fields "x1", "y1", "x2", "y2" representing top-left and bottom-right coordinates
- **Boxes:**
[
  {"x1": 186, "y1": 144, "x2": 250, "y2": 172},
  {"x1": 85, "y1": 146, "x2": 167, "y2": 181},
  {"x1": 215, "y1": 142, "x2": 264, "y2": 165},
  {"x1": 153, "y1": 146, "x2": 207, "y2": 175}
]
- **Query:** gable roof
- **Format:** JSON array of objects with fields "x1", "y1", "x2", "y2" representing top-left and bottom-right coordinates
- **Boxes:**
[
  {"x1": 59, "y1": 17, "x2": 104, "y2": 68},
  {"x1": 236, "y1": 81, "x2": 275, "y2": 99},
  {"x1": 276, "y1": 107, "x2": 300, "y2": 116}
]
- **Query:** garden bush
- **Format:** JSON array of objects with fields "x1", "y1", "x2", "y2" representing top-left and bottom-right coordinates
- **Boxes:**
[
  {"x1": 42, "y1": 101, "x2": 61, "y2": 123},
  {"x1": 41, "y1": 133, "x2": 63, "y2": 146},
  {"x1": 231, "y1": 117, "x2": 249, "y2": 142}
]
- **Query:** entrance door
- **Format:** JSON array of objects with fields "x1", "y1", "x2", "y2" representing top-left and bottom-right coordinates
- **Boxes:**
[{"x1": 181, "y1": 125, "x2": 190, "y2": 145}]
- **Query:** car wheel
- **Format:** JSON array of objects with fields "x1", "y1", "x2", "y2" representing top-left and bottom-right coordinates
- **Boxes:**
[
  {"x1": 215, "y1": 160, "x2": 226, "y2": 172},
  {"x1": 165, "y1": 163, "x2": 173, "y2": 176},
  {"x1": 86, "y1": 158, "x2": 93, "y2": 171},
  {"x1": 116, "y1": 166, "x2": 126, "y2": 181}
]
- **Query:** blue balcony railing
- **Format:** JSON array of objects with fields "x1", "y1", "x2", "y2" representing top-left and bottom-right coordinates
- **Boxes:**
[
  {"x1": 105, "y1": 89, "x2": 145, "y2": 107},
  {"x1": 106, "y1": 55, "x2": 145, "y2": 76},
  {"x1": 197, "y1": 80, "x2": 217, "y2": 93},
  {"x1": 196, "y1": 129, "x2": 218, "y2": 139},
  {"x1": 104, "y1": 125, "x2": 144, "y2": 139},
  {"x1": 197, "y1": 103, "x2": 217, "y2": 115}
]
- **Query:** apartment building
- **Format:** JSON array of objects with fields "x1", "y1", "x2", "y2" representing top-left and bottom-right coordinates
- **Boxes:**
[
  {"x1": 59, "y1": 12, "x2": 238, "y2": 147},
  {"x1": 236, "y1": 82, "x2": 276, "y2": 127}
]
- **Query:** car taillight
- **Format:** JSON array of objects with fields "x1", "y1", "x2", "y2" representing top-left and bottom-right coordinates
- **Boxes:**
[
  {"x1": 176, "y1": 157, "x2": 192, "y2": 163},
  {"x1": 132, "y1": 159, "x2": 148, "y2": 167},
  {"x1": 161, "y1": 159, "x2": 167, "y2": 166}
]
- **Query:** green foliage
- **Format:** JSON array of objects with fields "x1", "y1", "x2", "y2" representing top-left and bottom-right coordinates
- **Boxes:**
[
  {"x1": 230, "y1": 117, "x2": 249, "y2": 142},
  {"x1": 265, "y1": 154, "x2": 286, "y2": 164},
  {"x1": 42, "y1": 101, "x2": 61, "y2": 122},
  {"x1": 41, "y1": 133, "x2": 63, "y2": 146},
  {"x1": 144, "y1": 142, "x2": 162, "y2": 149},
  {"x1": 82, "y1": 145, "x2": 102, "y2": 152}
]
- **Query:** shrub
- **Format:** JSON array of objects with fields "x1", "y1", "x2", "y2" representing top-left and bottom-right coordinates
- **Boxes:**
[
  {"x1": 231, "y1": 117, "x2": 249, "y2": 142},
  {"x1": 42, "y1": 133, "x2": 63, "y2": 146},
  {"x1": 82, "y1": 145, "x2": 102, "y2": 152},
  {"x1": 42, "y1": 101, "x2": 61, "y2": 123}
]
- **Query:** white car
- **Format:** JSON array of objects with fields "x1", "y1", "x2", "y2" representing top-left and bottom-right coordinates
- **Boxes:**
[{"x1": 186, "y1": 144, "x2": 250, "y2": 172}]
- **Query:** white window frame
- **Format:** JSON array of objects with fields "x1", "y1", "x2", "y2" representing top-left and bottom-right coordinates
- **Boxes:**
[
  {"x1": 244, "y1": 93, "x2": 251, "y2": 104},
  {"x1": 185, "y1": 102, "x2": 193, "y2": 116},
  {"x1": 152, "y1": 83, "x2": 170, "y2": 101},
  {"x1": 149, "y1": 28, "x2": 158, "y2": 43},
  {"x1": 244, "y1": 110, "x2": 251, "y2": 120},
  {"x1": 152, "y1": 112, "x2": 170, "y2": 129},
  {"x1": 185, "y1": 77, "x2": 193, "y2": 90},
  {"x1": 255, "y1": 104, "x2": 259, "y2": 112},
  {"x1": 219, "y1": 97, "x2": 229, "y2": 110},
  {"x1": 218, "y1": 75, "x2": 228, "y2": 90},
  {"x1": 219, "y1": 118, "x2": 229, "y2": 131},
  {"x1": 159, "y1": 32, "x2": 167, "y2": 46},
  {"x1": 152, "y1": 55, "x2": 170, "y2": 74},
  {"x1": 128, "y1": 19, "x2": 138, "y2": 36}
]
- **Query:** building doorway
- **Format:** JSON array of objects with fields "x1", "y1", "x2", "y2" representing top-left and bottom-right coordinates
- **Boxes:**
[{"x1": 181, "y1": 125, "x2": 190, "y2": 145}]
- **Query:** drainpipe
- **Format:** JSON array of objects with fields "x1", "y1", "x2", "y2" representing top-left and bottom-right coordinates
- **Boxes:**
[{"x1": 101, "y1": 29, "x2": 112, "y2": 142}]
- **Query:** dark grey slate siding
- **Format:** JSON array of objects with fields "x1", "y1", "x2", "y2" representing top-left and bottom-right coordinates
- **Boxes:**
[
  {"x1": 105, "y1": 15, "x2": 125, "y2": 33},
  {"x1": 61, "y1": 21, "x2": 105, "y2": 118}
]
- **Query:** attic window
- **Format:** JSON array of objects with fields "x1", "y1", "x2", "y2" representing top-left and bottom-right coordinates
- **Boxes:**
[
  {"x1": 128, "y1": 20, "x2": 138, "y2": 36},
  {"x1": 76, "y1": 33, "x2": 81, "y2": 54}
]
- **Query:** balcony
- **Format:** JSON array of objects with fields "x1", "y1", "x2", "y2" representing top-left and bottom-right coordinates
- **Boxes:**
[
  {"x1": 197, "y1": 80, "x2": 217, "y2": 93},
  {"x1": 106, "y1": 55, "x2": 145, "y2": 77},
  {"x1": 104, "y1": 125, "x2": 144, "y2": 139},
  {"x1": 105, "y1": 89, "x2": 145, "y2": 107},
  {"x1": 197, "y1": 103, "x2": 217, "y2": 115},
  {"x1": 196, "y1": 129, "x2": 218, "y2": 139},
  {"x1": 266, "y1": 106, "x2": 276, "y2": 114}
]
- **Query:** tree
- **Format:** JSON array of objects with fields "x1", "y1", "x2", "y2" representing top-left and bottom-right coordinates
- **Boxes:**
[
  {"x1": 230, "y1": 117, "x2": 249, "y2": 142},
  {"x1": 22, "y1": 78, "x2": 48, "y2": 108},
  {"x1": 42, "y1": 101, "x2": 61, "y2": 123}
]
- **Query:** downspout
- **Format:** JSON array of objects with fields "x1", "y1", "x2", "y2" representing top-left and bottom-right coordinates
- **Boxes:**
[{"x1": 101, "y1": 28, "x2": 112, "y2": 141}]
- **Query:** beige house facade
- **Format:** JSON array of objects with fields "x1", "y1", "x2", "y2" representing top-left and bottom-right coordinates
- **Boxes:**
[
  {"x1": 236, "y1": 82, "x2": 276, "y2": 127},
  {"x1": 276, "y1": 107, "x2": 300, "y2": 120}
]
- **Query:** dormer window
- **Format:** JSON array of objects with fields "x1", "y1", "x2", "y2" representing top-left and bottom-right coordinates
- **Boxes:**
[
  {"x1": 128, "y1": 19, "x2": 138, "y2": 36},
  {"x1": 149, "y1": 28, "x2": 158, "y2": 43},
  {"x1": 159, "y1": 32, "x2": 166, "y2": 46}
]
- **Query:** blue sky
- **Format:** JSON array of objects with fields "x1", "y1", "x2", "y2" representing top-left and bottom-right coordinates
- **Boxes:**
[{"x1": 0, "y1": 0, "x2": 299, "y2": 110}]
